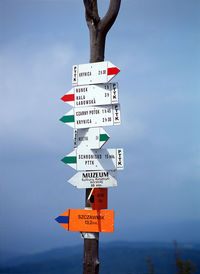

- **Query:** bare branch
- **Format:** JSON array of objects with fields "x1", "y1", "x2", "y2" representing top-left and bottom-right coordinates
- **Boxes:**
[
  {"x1": 83, "y1": 0, "x2": 100, "y2": 26},
  {"x1": 100, "y1": 0, "x2": 121, "y2": 33},
  {"x1": 83, "y1": 0, "x2": 121, "y2": 62}
]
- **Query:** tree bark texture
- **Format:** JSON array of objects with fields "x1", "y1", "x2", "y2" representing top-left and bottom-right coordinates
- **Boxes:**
[
  {"x1": 83, "y1": 189, "x2": 99, "y2": 274},
  {"x1": 83, "y1": 187, "x2": 99, "y2": 274},
  {"x1": 83, "y1": 0, "x2": 121, "y2": 63},
  {"x1": 83, "y1": 238, "x2": 99, "y2": 274}
]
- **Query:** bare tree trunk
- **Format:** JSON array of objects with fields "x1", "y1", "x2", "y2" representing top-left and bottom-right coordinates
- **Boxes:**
[
  {"x1": 83, "y1": 189, "x2": 99, "y2": 274},
  {"x1": 89, "y1": 29, "x2": 106, "y2": 63},
  {"x1": 82, "y1": 1, "x2": 121, "y2": 273},
  {"x1": 83, "y1": 0, "x2": 121, "y2": 63}
]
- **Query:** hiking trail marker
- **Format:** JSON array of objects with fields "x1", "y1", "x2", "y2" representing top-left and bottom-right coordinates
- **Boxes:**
[
  {"x1": 61, "y1": 82, "x2": 119, "y2": 108},
  {"x1": 61, "y1": 148, "x2": 124, "y2": 171},
  {"x1": 60, "y1": 104, "x2": 121, "y2": 129},
  {"x1": 72, "y1": 61, "x2": 120, "y2": 86},
  {"x1": 55, "y1": 209, "x2": 114, "y2": 233},
  {"x1": 90, "y1": 188, "x2": 108, "y2": 210},
  {"x1": 56, "y1": 61, "x2": 123, "y2": 237},
  {"x1": 68, "y1": 170, "x2": 117, "y2": 189},
  {"x1": 74, "y1": 128, "x2": 110, "y2": 149}
]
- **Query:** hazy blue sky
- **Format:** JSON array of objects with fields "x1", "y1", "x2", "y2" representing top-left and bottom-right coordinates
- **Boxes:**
[{"x1": 0, "y1": 0, "x2": 200, "y2": 255}]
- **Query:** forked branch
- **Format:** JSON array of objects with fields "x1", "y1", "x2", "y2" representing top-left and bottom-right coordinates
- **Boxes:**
[
  {"x1": 100, "y1": 0, "x2": 121, "y2": 33},
  {"x1": 83, "y1": 0, "x2": 121, "y2": 62},
  {"x1": 83, "y1": 0, "x2": 100, "y2": 26}
]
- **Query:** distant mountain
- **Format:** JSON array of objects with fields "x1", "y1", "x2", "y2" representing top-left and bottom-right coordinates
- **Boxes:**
[
  {"x1": 0, "y1": 245, "x2": 81, "y2": 268},
  {"x1": 117, "y1": 220, "x2": 200, "y2": 243},
  {"x1": 0, "y1": 250, "x2": 28, "y2": 268},
  {"x1": 1, "y1": 242, "x2": 200, "y2": 274}
]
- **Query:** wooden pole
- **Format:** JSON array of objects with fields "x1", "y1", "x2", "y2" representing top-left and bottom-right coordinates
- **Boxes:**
[
  {"x1": 82, "y1": 1, "x2": 121, "y2": 273},
  {"x1": 83, "y1": 189, "x2": 99, "y2": 274}
]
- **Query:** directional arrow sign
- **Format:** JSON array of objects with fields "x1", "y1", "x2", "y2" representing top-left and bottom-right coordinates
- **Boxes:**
[
  {"x1": 68, "y1": 170, "x2": 117, "y2": 188},
  {"x1": 60, "y1": 104, "x2": 121, "y2": 129},
  {"x1": 74, "y1": 128, "x2": 110, "y2": 149},
  {"x1": 72, "y1": 61, "x2": 120, "y2": 86},
  {"x1": 61, "y1": 82, "x2": 119, "y2": 108},
  {"x1": 61, "y1": 148, "x2": 124, "y2": 171},
  {"x1": 55, "y1": 209, "x2": 114, "y2": 233}
]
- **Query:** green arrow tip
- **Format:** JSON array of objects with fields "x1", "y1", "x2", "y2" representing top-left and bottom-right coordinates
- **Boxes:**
[
  {"x1": 60, "y1": 115, "x2": 74, "y2": 123},
  {"x1": 61, "y1": 156, "x2": 77, "y2": 164},
  {"x1": 100, "y1": 134, "x2": 109, "y2": 142}
]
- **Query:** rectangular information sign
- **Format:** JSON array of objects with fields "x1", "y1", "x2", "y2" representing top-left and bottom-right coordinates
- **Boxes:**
[
  {"x1": 73, "y1": 128, "x2": 110, "y2": 149},
  {"x1": 60, "y1": 104, "x2": 121, "y2": 129},
  {"x1": 90, "y1": 188, "x2": 108, "y2": 210},
  {"x1": 72, "y1": 61, "x2": 120, "y2": 86},
  {"x1": 68, "y1": 170, "x2": 117, "y2": 189},
  {"x1": 55, "y1": 209, "x2": 114, "y2": 233},
  {"x1": 62, "y1": 148, "x2": 124, "y2": 171},
  {"x1": 61, "y1": 82, "x2": 119, "y2": 108}
]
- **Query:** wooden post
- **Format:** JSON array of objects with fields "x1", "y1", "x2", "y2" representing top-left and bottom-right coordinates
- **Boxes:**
[
  {"x1": 82, "y1": 1, "x2": 121, "y2": 273},
  {"x1": 83, "y1": 189, "x2": 99, "y2": 274}
]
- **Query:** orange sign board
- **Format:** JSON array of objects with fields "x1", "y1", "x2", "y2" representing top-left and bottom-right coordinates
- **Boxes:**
[
  {"x1": 90, "y1": 188, "x2": 108, "y2": 210},
  {"x1": 55, "y1": 209, "x2": 114, "y2": 233}
]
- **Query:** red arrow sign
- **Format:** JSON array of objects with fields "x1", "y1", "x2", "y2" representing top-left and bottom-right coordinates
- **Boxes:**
[
  {"x1": 72, "y1": 61, "x2": 120, "y2": 86},
  {"x1": 61, "y1": 94, "x2": 75, "y2": 102},
  {"x1": 61, "y1": 82, "x2": 119, "y2": 108},
  {"x1": 107, "y1": 67, "x2": 120, "y2": 75}
]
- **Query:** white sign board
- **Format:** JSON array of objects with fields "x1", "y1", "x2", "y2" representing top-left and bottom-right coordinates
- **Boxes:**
[
  {"x1": 68, "y1": 170, "x2": 117, "y2": 188},
  {"x1": 72, "y1": 61, "x2": 120, "y2": 86},
  {"x1": 74, "y1": 128, "x2": 110, "y2": 149},
  {"x1": 61, "y1": 82, "x2": 119, "y2": 108},
  {"x1": 60, "y1": 104, "x2": 121, "y2": 129},
  {"x1": 61, "y1": 148, "x2": 124, "y2": 171}
]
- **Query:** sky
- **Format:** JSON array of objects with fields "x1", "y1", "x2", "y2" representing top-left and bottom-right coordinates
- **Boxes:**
[{"x1": 0, "y1": 0, "x2": 200, "y2": 256}]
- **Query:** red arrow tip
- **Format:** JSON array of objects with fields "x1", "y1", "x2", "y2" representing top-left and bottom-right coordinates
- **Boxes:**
[
  {"x1": 107, "y1": 67, "x2": 120, "y2": 76},
  {"x1": 61, "y1": 94, "x2": 75, "y2": 102}
]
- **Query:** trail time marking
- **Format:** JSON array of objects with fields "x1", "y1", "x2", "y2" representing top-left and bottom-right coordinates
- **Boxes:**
[
  {"x1": 55, "y1": 209, "x2": 114, "y2": 233},
  {"x1": 61, "y1": 148, "x2": 124, "y2": 171},
  {"x1": 61, "y1": 82, "x2": 119, "y2": 108},
  {"x1": 72, "y1": 61, "x2": 120, "y2": 86},
  {"x1": 74, "y1": 128, "x2": 110, "y2": 149},
  {"x1": 60, "y1": 104, "x2": 121, "y2": 129}
]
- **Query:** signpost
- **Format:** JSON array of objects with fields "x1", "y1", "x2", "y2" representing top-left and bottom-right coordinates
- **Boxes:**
[
  {"x1": 55, "y1": 209, "x2": 114, "y2": 233},
  {"x1": 68, "y1": 170, "x2": 117, "y2": 189},
  {"x1": 56, "y1": 2, "x2": 122, "y2": 273},
  {"x1": 74, "y1": 128, "x2": 110, "y2": 149},
  {"x1": 57, "y1": 60, "x2": 123, "y2": 272},
  {"x1": 60, "y1": 104, "x2": 121, "y2": 129},
  {"x1": 61, "y1": 82, "x2": 119, "y2": 108},
  {"x1": 61, "y1": 148, "x2": 124, "y2": 171},
  {"x1": 72, "y1": 61, "x2": 120, "y2": 86}
]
